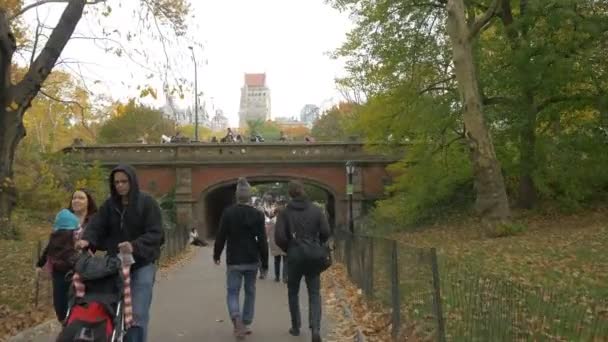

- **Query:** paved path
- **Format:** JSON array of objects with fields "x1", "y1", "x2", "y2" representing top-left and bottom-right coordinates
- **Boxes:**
[
  {"x1": 21, "y1": 246, "x2": 330, "y2": 342},
  {"x1": 149, "y1": 246, "x2": 328, "y2": 341}
]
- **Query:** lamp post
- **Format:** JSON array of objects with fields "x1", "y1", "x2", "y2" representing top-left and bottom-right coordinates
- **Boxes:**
[
  {"x1": 346, "y1": 161, "x2": 355, "y2": 234},
  {"x1": 188, "y1": 46, "x2": 199, "y2": 142}
]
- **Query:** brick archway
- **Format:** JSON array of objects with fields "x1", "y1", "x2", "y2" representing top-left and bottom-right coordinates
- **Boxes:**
[
  {"x1": 193, "y1": 174, "x2": 340, "y2": 238},
  {"x1": 64, "y1": 143, "x2": 403, "y2": 233}
]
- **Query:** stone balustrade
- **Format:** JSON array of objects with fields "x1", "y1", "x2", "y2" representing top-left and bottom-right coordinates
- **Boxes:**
[{"x1": 62, "y1": 142, "x2": 404, "y2": 166}]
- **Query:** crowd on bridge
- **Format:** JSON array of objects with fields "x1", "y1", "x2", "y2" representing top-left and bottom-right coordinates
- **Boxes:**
[
  {"x1": 149, "y1": 128, "x2": 316, "y2": 145},
  {"x1": 35, "y1": 163, "x2": 331, "y2": 342}
]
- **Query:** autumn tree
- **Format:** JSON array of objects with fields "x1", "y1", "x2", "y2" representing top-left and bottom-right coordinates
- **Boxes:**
[
  {"x1": 0, "y1": 0, "x2": 190, "y2": 232},
  {"x1": 311, "y1": 102, "x2": 358, "y2": 141},
  {"x1": 280, "y1": 124, "x2": 311, "y2": 141},
  {"x1": 97, "y1": 100, "x2": 176, "y2": 144},
  {"x1": 246, "y1": 119, "x2": 282, "y2": 141}
]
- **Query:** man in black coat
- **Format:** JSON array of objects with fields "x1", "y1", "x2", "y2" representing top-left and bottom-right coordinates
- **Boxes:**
[
  {"x1": 78, "y1": 164, "x2": 164, "y2": 342},
  {"x1": 275, "y1": 180, "x2": 330, "y2": 342}
]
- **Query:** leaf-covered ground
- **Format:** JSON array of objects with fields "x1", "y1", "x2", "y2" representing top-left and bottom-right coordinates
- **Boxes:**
[
  {"x1": 0, "y1": 221, "x2": 53, "y2": 342},
  {"x1": 394, "y1": 207, "x2": 608, "y2": 300}
]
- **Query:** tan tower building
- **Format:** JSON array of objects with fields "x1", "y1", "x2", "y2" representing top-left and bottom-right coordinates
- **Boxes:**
[{"x1": 238, "y1": 73, "x2": 271, "y2": 129}]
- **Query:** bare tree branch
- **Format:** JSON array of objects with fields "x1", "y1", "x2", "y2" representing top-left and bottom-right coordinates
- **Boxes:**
[
  {"x1": 11, "y1": 0, "x2": 87, "y2": 114},
  {"x1": 418, "y1": 74, "x2": 456, "y2": 94},
  {"x1": 9, "y1": 0, "x2": 106, "y2": 21},
  {"x1": 39, "y1": 89, "x2": 96, "y2": 138},
  {"x1": 30, "y1": 10, "x2": 43, "y2": 65},
  {"x1": 469, "y1": 0, "x2": 500, "y2": 40}
]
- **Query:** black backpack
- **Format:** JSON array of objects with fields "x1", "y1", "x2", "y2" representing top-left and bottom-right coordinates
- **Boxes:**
[{"x1": 284, "y1": 209, "x2": 332, "y2": 274}]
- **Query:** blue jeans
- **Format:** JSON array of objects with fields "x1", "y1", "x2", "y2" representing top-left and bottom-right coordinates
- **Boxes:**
[
  {"x1": 226, "y1": 266, "x2": 257, "y2": 325},
  {"x1": 125, "y1": 263, "x2": 156, "y2": 342}
]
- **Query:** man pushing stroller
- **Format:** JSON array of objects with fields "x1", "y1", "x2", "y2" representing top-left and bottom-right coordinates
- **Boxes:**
[{"x1": 77, "y1": 164, "x2": 164, "y2": 342}]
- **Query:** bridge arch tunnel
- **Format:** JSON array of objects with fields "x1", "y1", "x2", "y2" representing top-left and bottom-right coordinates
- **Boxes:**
[{"x1": 195, "y1": 177, "x2": 337, "y2": 239}]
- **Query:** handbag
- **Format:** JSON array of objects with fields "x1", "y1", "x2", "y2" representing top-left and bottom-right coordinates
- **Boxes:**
[{"x1": 284, "y1": 209, "x2": 332, "y2": 274}]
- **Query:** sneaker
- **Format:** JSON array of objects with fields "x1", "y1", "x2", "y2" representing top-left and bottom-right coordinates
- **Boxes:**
[
  {"x1": 274, "y1": 277, "x2": 280, "y2": 282},
  {"x1": 311, "y1": 331, "x2": 322, "y2": 342},
  {"x1": 289, "y1": 327, "x2": 300, "y2": 336},
  {"x1": 244, "y1": 325, "x2": 252, "y2": 335}
]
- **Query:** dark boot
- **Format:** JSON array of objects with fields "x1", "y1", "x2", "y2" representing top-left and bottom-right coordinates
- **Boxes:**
[
  {"x1": 232, "y1": 316, "x2": 246, "y2": 339},
  {"x1": 311, "y1": 330, "x2": 322, "y2": 342}
]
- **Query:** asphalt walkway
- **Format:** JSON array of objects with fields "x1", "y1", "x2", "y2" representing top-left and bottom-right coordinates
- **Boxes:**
[{"x1": 148, "y1": 246, "x2": 328, "y2": 341}]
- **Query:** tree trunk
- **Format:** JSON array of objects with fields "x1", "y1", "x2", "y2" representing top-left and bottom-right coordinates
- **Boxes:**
[
  {"x1": 517, "y1": 93, "x2": 538, "y2": 209},
  {"x1": 0, "y1": 1, "x2": 86, "y2": 233},
  {"x1": 0, "y1": 108, "x2": 25, "y2": 229},
  {"x1": 446, "y1": 0, "x2": 511, "y2": 222},
  {"x1": 0, "y1": 10, "x2": 19, "y2": 231}
]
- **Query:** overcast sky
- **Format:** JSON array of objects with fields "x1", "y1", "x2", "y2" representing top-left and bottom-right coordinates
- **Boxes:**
[{"x1": 21, "y1": 0, "x2": 353, "y2": 127}]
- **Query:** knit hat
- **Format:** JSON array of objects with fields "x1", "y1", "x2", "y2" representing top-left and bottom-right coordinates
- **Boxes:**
[
  {"x1": 53, "y1": 209, "x2": 80, "y2": 231},
  {"x1": 236, "y1": 177, "x2": 252, "y2": 204}
]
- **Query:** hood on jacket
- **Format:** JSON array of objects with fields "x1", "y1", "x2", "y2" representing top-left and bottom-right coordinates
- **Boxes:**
[
  {"x1": 287, "y1": 196, "x2": 310, "y2": 211},
  {"x1": 53, "y1": 209, "x2": 80, "y2": 231},
  {"x1": 109, "y1": 164, "x2": 140, "y2": 205}
]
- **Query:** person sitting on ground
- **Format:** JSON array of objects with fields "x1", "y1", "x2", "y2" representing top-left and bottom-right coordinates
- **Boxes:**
[{"x1": 189, "y1": 228, "x2": 207, "y2": 247}]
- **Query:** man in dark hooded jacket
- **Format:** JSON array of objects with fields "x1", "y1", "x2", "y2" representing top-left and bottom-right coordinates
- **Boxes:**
[
  {"x1": 275, "y1": 180, "x2": 330, "y2": 342},
  {"x1": 78, "y1": 164, "x2": 163, "y2": 342}
]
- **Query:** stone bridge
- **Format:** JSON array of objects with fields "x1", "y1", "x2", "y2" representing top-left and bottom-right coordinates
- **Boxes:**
[{"x1": 64, "y1": 142, "x2": 403, "y2": 237}]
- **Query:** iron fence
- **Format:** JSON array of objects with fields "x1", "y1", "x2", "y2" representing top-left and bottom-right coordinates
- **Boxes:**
[{"x1": 333, "y1": 230, "x2": 608, "y2": 341}]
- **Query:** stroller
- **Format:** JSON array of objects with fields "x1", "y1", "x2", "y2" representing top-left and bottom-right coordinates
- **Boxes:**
[{"x1": 56, "y1": 253, "x2": 127, "y2": 342}]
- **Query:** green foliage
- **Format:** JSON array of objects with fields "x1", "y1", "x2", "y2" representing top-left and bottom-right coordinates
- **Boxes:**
[
  {"x1": 372, "y1": 140, "x2": 475, "y2": 229},
  {"x1": 97, "y1": 100, "x2": 176, "y2": 144},
  {"x1": 329, "y1": 0, "x2": 608, "y2": 228},
  {"x1": 246, "y1": 119, "x2": 282, "y2": 141},
  {"x1": 159, "y1": 189, "x2": 176, "y2": 225},
  {"x1": 14, "y1": 142, "x2": 109, "y2": 215},
  {"x1": 178, "y1": 124, "x2": 214, "y2": 141},
  {"x1": 487, "y1": 222, "x2": 528, "y2": 238},
  {"x1": 311, "y1": 103, "x2": 360, "y2": 141}
]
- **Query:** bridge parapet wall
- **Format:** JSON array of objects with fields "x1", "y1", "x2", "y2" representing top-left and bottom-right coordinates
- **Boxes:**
[{"x1": 63, "y1": 142, "x2": 402, "y2": 165}]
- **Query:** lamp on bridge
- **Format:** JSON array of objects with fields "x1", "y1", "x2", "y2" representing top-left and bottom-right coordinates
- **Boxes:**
[
  {"x1": 188, "y1": 46, "x2": 199, "y2": 142},
  {"x1": 345, "y1": 160, "x2": 355, "y2": 234}
]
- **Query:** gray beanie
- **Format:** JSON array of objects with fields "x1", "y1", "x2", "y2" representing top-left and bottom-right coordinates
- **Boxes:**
[{"x1": 236, "y1": 177, "x2": 251, "y2": 203}]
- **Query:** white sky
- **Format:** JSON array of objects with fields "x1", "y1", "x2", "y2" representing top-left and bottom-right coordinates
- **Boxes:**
[{"x1": 20, "y1": 0, "x2": 353, "y2": 127}]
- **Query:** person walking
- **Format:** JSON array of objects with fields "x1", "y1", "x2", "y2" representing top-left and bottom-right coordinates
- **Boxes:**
[
  {"x1": 36, "y1": 189, "x2": 98, "y2": 322},
  {"x1": 266, "y1": 199, "x2": 287, "y2": 283},
  {"x1": 78, "y1": 164, "x2": 164, "y2": 342},
  {"x1": 275, "y1": 181, "x2": 331, "y2": 342},
  {"x1": 36, "y1": 209, "x2": 81, "y2": 323},
  {"x1": 213, "y1": 177, "x2": 269, "y2": 339}
]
